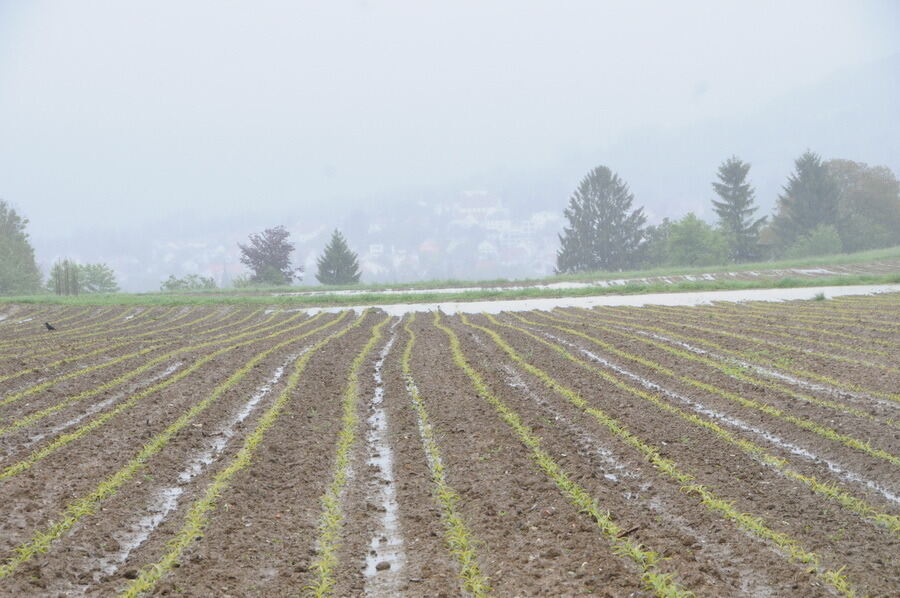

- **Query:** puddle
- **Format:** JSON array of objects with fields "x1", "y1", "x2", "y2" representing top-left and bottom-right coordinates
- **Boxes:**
[
  {"x1": 629, "y1": 328, "x2": 900, "y2": 412},
  {"x1": 294, "y1": 284, "x2": 900, "y2": 317},
  {"x1": 97, "y1": 354, "x2": 297, "y2": 577},
  {"x1": 532, "y1": 327, "x2": 900, "y2": 505},
  {"x1": 362, "y1": 327, "x2": 407, "y2": 594},
  {"x1": 22, "y1": 362, "x2": 184, "y2": 450}
]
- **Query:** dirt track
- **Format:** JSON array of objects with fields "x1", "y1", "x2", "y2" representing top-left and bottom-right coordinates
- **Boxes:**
[{"x1": 0, "y1": 295, "x2": 897, "y2": 597}]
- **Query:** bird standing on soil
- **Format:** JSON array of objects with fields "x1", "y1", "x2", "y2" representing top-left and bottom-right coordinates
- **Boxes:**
[{"x1": 44, "y1": 322, "x2": 56, "y2": 331}]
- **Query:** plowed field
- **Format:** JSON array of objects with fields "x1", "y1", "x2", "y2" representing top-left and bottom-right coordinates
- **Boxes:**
[{"x1": 0, "y1": 295, "x2": 898, "y2": 597}]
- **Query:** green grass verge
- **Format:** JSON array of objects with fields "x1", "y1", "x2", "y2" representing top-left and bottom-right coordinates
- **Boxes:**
[{"x1": 1, "y1": 273, "x2": 898, "y2": 307}]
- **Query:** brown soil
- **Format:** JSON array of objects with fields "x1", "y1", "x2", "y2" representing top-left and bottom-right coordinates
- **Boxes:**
[{"x1": 0, "y1": 299, "x2": 897, "y2": 597}]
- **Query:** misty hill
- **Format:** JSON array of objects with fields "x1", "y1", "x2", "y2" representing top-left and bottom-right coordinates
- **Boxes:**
[{"x1": 32, "y1": 55, "x2": 899, "y2": 291}]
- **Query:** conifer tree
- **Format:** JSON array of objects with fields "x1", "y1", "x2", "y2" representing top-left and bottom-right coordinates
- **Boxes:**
[
  {"x1": 0, "y1": 200, "x2": 42, "y2": 294},
  {"x1": 771, "y1": 151, "x2": 839, "y2": 248},
  {"x1": 315, "y1": 229, "x2": 361, "y2": 284},
  {"x1": 711, "y1": 156, "x2": 766, "y2": 262},
  {"x1": 556, "y1": 165, "x2": 646, "y2": 273}
]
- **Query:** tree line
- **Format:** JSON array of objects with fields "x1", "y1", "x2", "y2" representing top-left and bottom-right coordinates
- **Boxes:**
[
  {"x1": 0, "y1": 201, "x2": 120, "y2": 295},
  {"x1": 556, "y1": 151, "x2": 900, "y2": 273}
]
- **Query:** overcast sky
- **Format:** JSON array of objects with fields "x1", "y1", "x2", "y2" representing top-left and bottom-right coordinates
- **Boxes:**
[{"x1": 1, "y1": 0, "x2": 898, "y2": 240}]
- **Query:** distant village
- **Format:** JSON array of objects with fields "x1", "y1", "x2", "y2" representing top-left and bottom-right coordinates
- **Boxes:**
[{"x1": 64, "y1": 192, "x2": 563, "y2": 291}]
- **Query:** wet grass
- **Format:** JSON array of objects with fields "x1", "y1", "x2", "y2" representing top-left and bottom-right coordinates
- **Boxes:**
[{"x1": 3, "y1": 273, "x2": 899, "y2": 307}]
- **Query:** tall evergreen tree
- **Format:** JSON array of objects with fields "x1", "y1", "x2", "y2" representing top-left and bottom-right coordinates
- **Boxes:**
[
  {"x1": 0, "y1": 200, "x2": 42, "y2": 295},
  {"x1": 711, "y1": 156, "x2": 766, "y2": 262},
  {"x1": 316, "y1": 229, "x2": 361, "y2": 284},
  {"x1": 770, "y1": 151, "x2": 839, "y2": 249},
  {"x1": 556, "y1": 165, "x2": 646, "y2": 273}
]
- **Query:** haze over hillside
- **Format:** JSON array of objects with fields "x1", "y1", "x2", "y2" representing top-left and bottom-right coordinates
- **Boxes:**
[{"x1": 1, "y1": 2, "x2": 897, "y2": 290}]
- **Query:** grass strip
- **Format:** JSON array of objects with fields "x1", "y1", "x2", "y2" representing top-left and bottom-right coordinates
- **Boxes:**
[
  {"x1": 3, "y1": 271, "x2": 899, "y2": 308},
  {"x1": 498, "y1": 313, "x2": 900, "y2": 534},
  {"x1": 117, "y1": 310, "x2": 369, "y2": 598},
  {"x1": 304, "y1": 315, "x2": 391, "y2": 597},
  {"x1": 460, "y1": 313, "x2": 862, "y2": 597},
  {"x1": 0, "y1": 310, "x2": 354, "y2": 581},
  {"x1": 0, "y1": 311, "x2": 326, "y2": 480},
  {"x1": 400, "y1": 313, "x2": 492, "y2": 597},
  {"x1": 589, "y1": 306, "x2": 900, "y2": 405},
  {"x1": 533, "y1": 311, "x2": 900, "y2": 458},
  {"x1": 437, "y1": 312, "x2": 695, "y2": 598}
]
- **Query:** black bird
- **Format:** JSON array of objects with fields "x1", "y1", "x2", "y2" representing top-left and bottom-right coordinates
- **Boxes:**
[{"x1": 44, "y1": 322, "x2": 56, "y2": 331}]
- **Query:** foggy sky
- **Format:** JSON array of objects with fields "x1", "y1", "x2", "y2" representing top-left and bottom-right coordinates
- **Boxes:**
[{"x1": 1, "y1": 1, "x2": 898, "y2": 247}]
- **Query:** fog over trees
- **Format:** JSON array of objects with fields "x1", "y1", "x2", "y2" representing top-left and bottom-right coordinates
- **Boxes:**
[{"x1": 0, "y1": 2, "x2": 897, "y2": 291}]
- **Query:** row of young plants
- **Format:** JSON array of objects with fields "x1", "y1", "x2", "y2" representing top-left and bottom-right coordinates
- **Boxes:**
[
  {"x1": 0, "y1": 308, "x2": 176, "y2": 368},
  {"x1": 434, "y1": 312, "x2": 696, "y2": 598},
  {"x1": 592, "y1": 305, "x2": 900, "y2": 404},
  {"x1": 689, "y1": 304, "x2": 900, "y2": 350},
  {"x1": 503, "y1": 313, "x2": 899, "y2": 533},
  {"x1": 0, "y1": 311, "x2": 332, "y2": 483},
  {"x1": 0, "y1": 305, "x2": 182, "y2": 354},
  {"x1": 0, "y1": 310, "x2": 311, "y2": 439},
  {"x1": 560, "y1": 308, "x2": 897, "y2": 428},
  {"x1": 712, "y1": 300, "x2": 900, "y2": 336},
  {"x1": 0, "y1": 305, "x2": 55, "y2": 327},
  {"x1": 118, "y1": 312, "x2": 373, "y2": 598},
  {"x1": 0, "y1": 307, "x2": 271, "y2": 406},
  {"x1": 539, "y1": 310, "x2": 900, "y2": 460},
  {"x1": 1, "y1": 305, "x2": 224, "y2": 361},
  {"x1": 7, "y1": 306, "x2": 271, "y2": 373},
  {"x1": 456, "y1": 314, "x2": 861, "y2": 597},
  {"x1": 631, "y1": 304, "x2": 898, "y2": 365},
  {"x1": 304, "y1": 314, "x2": 391, "y2": 596},
  {"x1": 0, "y1": 305, "x2": 184, "y2": 365},
  {"x1": 400, "y1": 314, "x2": 492, "y2": 597},
  {"x1": 0, "y1": 311, "x2": 355, "y2": 582}
]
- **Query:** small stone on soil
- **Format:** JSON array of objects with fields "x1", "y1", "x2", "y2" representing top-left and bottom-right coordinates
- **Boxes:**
[{"x1": 376, "y1": 561, "x2": 391, "y2": 571}]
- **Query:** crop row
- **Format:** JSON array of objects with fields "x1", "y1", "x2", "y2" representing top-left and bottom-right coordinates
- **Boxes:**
[
  {"x1": 0, "y1": 307, "x2": 278, "y2": 414},
  {"x1": 497, "y1": 313, "x2": 898, "y2": 532},
  {"x1": 555, "y1": 309, "x2": 897, "y2": 427},
  {"x1": 118, "y1": 311, "x2": 372, "y2": 598},
  {"x1": 450, "y1": 313, "x2": 862, "y2": 597},
  {"x1": 614, "y1": 304, "x2": 899, "y2": 369},
  {"x1": 538, "y1": 310, "x2": 900, "y2": 455},
  {"x1": 0, "y1": 311, "x2": 332, "y2": 483},
  {"x1": 0, "y1": 311, "x2": 355, "y2": 582},
  {"x1": 400, "y1": 314, "x2": 491, "y2": 596},
  {"x1": 588, "y1": 305, "x2": 900, "y2": 404}
]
